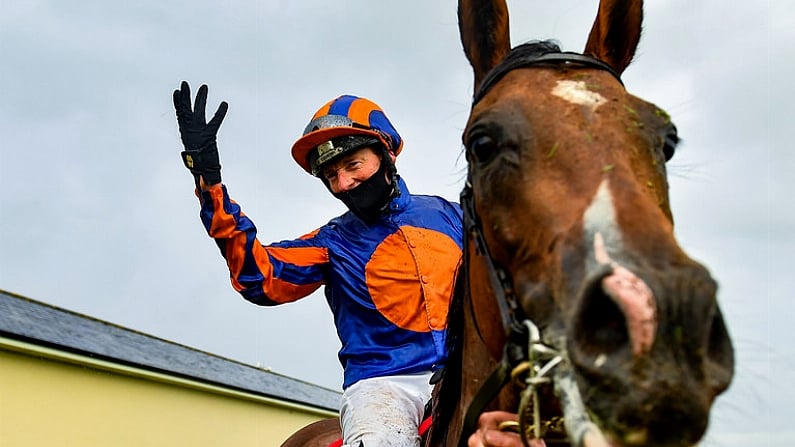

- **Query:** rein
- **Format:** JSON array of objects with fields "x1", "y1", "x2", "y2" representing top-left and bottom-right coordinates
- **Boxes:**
[
  {"x1": 458, "y1": 181, "x2": 565, "y2": 447},
  {"x1": 457, "y1": 51, "x2": 623, "y2": 447}
]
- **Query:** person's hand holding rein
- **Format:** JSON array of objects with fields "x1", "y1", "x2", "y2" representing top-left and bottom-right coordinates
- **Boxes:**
[
  {"x1": 468, "y1": 411, "x2": 546, "y2": 447},
  {"x1": 173, "y1": 81, "x2": 228, "y2": 190}
]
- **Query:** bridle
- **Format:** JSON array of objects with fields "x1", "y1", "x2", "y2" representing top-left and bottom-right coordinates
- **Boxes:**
[
  {"x1": 457, "y1": 51, "x2": 624, "y2": 447},
  {"x1": 473, "y1": 51, "x2": 624, "y2": 104}
]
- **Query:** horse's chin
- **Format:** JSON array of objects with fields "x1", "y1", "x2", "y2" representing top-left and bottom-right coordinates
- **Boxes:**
[
  {"x1": 588, "y1": 430, "x2": 696, "y2": 447},
  {"x1": 579, "y1": 427, "x2": 633, "y2": 447},
  {"x1": 598, "y1": 433, "x2": 646, "y2": 447}
]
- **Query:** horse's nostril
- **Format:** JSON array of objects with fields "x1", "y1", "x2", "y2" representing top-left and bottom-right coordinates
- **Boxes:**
[
  {"x1": 574, "y1": 281, "x2": 630, "y2": 359},
  {"x1": 706, "y1": 306, "x2": 735, "y2": 392}
]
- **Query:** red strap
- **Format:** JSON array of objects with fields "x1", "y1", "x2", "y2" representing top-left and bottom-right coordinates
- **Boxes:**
[
  {"x1": 327, "y1": 416, "x2": 433, "y2": 447},
  {"x1": 418, "y1": 415, "x2": 433, "y2": 436}
]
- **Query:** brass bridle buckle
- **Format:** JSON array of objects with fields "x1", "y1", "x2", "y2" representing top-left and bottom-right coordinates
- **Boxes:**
[{"x1": 506, "y1": 320, "x2": 565, "y2": 445}]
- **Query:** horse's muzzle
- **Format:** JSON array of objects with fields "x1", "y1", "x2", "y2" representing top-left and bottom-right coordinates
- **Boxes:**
[{"x1": 564, "y1": 259, "x2": 734, "y2": 446}]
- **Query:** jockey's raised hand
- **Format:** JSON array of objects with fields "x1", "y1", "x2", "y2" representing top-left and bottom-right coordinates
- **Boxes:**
[{"x1": 173, "y1": 81, "x2": 228, "y2": 189}]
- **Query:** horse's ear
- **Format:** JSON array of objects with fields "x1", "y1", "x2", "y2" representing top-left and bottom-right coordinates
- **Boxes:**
[
  {"x1": 583, "y1": 0, "x2": 643, "y2": 75},
  {"x1": 458, "y1": 0, "x2": 512, "y2": 93}
]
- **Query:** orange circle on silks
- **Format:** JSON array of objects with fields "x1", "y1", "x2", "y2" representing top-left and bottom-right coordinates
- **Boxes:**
[{"x1": 365, "y1": 226, "x2": 462, "y2": 332}]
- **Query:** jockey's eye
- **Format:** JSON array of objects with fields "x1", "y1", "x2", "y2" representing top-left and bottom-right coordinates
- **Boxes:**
[
  {"x1": 345, "y1": 160, "x2": 362, "y2": 171},
  {"x1": 467, "y1": 134, "x2": 499, "y2": 165},
  {"x1": 322, "y1": 169, "x2": 338, "y2": 181},
  {"x1": 662, "y1": 123, "x2": 678, "y2": 162}
]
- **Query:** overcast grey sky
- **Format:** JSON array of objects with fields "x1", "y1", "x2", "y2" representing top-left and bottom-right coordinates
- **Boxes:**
[{"x1": 1, "y1": 1, "x2": 792, "y2": 444}]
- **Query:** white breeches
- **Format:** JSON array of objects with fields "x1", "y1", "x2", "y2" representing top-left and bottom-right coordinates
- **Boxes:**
[{"x1": 340, "y1": 372, "x2": 434, "y2": 447}]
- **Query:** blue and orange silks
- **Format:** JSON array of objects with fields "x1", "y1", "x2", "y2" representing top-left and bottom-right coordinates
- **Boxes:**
[{"x1": 198, "y1": 178, "x2": 463, "y2": 389}]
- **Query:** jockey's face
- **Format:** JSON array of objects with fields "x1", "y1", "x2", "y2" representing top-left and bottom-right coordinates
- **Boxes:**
[{"x1": 321, "y1": 147, "x2": 395, "y2": 194}]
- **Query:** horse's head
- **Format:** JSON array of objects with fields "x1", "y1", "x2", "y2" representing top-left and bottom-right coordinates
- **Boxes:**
[{"x1": 446, "y1": 0, "x2": 735, "y2": 446}]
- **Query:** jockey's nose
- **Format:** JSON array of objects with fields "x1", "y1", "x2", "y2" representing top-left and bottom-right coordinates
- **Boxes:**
[{"x1": 333, "y1": 169, "x2": 359, "y2": 193}]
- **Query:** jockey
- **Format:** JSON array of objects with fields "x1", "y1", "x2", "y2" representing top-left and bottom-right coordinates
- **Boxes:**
[{"x1": 173, "y1": 82, "x2": 463, "y2": 447}]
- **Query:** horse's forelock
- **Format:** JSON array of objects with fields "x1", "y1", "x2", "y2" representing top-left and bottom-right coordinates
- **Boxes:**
[
  {"x1": 473, "y1": 40, "x2": 563, "y2": 103},
  {"x1": 506, "y1": 40, "x2": 562, "y2": 62}
]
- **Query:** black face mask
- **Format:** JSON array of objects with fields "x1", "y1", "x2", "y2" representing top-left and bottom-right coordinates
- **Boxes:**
[{"x1": 332, "y1": 160, "x2": 397, "y2": 223}]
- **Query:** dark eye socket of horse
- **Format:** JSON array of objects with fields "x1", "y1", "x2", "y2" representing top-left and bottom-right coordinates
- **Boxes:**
[
  {"x1": 662, "y1": 123, "x2": 678, "y2": 162},
  {"x1": 466, "y1": 134, "x2": 500, "y2": 165}
]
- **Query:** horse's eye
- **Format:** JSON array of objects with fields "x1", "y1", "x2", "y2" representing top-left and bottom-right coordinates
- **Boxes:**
[
  {"x1": 467, "y1": 134, "x2": 499, "y2": 165},
  {"x1": 662, "y1": 124, "x2": 678, "y2": 162}
]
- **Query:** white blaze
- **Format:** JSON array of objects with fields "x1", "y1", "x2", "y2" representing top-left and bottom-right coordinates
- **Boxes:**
[
  {"x1": 584, "y1": 180, "x2": 658, "y2": 357},
  {"x1": 583, "y1": 180, "x2": 620, "y2": 254},
  {"x1": 552, "y1": 80, "x2": 607, "y2": 110}
]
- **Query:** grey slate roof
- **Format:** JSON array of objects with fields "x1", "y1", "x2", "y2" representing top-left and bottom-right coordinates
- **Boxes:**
[{"x1": 0, "y1": 289, "x2": 340, "y2": 412}]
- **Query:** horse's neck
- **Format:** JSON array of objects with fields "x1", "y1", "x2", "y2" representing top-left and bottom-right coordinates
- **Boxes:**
[
  {"x1": 439, "y1": 314, "x2": 494, "y2": 446},
  {"x1": 445, "y1": 265, "x2": 514, "y2": 446},
  {"x1": 467, "y1": 252, "x2": 510, "y2": 359}
]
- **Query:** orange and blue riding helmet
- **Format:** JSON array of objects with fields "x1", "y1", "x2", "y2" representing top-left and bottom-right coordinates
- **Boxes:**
[{"x1": 291, "y1": 95, "x2": 403, "y2": 176}]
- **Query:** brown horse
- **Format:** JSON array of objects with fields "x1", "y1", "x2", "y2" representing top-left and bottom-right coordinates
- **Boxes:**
[
  {"x1": 281, "y1": 418, "x2": 341, "y2": 447},
  {"x1": 428, "y1": 0, "x2": 735, "y2": 446},
  {"x1": 280, "y1": 415, "x2": 433, "y2": 447},
  {"x1": 283, "y1": 0, "x2": 735, "y2": 446}
]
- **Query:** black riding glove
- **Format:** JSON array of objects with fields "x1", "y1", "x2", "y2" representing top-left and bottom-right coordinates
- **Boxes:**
[{"x1": 173, "y1": 81, "x2": 228, "y2": 188}]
